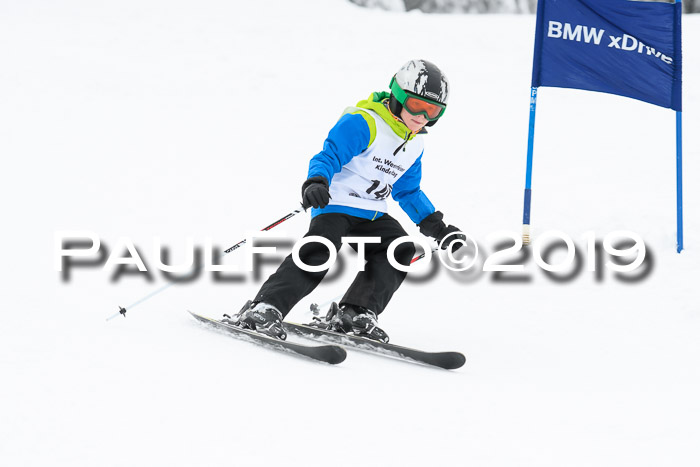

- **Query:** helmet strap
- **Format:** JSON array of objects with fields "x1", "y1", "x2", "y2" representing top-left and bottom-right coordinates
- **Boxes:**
[
  {"x1": 384, "y1": 99, "x2": 423, "y2": 135},
  {"x1": 388, "y1": 94, "x2": 403, "y2": 118}
]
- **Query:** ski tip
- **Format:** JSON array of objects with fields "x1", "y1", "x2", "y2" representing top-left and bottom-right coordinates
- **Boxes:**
[
  {"x1": 440, "y1": 352, "x2": 466, "y2": 370},
  {"x1": 325, "y1": 346, "x2": 347, "y2": 365}
]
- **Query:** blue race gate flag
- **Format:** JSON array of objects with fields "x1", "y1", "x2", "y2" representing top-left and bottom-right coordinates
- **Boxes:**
[
  {"x1": 523, "y1": 0, "x2": 684, "y2": 252},
  {"x1": 531, "y1": 0, "x2": 682, "y2": 110}
]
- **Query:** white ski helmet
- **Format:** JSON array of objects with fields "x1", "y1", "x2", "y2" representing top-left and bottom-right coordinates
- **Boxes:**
[{"x1": 389, "y1": 59, "x2": 449, "y2": 126}]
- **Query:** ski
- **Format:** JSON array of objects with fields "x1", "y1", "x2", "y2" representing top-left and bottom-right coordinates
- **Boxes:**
[
  {"x1": 188, "y1": 311, "x2": 347, "y2": 365},
  {"x1": 282, "y1": 321, "x2": 465, "y2": 370}
]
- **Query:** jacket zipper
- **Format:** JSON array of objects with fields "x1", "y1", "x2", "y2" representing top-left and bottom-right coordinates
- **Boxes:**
[{"x1": 393, "y1": 131, "x2": 411, "y2": 156}]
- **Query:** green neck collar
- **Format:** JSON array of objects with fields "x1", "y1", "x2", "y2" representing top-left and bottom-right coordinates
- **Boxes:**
[{"x1": 356, "y1": 92, "x2": 419, "y2": 140}]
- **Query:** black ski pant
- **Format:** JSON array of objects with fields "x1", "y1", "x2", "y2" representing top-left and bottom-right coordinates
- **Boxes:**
[{"x1": 254, "y1": 213, "x2": 416, "y2": 317}]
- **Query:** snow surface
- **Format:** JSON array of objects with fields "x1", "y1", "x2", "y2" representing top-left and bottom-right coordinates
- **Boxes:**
[{"x1": 2, "y1": 1, "x2": 699, "y2": 466}]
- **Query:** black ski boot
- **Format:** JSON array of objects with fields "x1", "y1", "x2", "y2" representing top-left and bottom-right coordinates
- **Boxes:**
[
  {"x1": 223, "y1": 300, "x2": 287, "y2": 340},
  {"x1": 325, "y1": 302, "x2": 389, "y2": 343}
]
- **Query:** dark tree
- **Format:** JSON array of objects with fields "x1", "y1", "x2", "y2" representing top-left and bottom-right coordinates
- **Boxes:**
[{"x1": 351, "y1": 0, "x2": 698, "y2": 13}]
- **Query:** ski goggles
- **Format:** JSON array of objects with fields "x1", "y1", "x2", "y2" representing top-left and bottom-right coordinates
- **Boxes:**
[{"x1": 389, "y1": 77, "x2": 446, "y2": 121}]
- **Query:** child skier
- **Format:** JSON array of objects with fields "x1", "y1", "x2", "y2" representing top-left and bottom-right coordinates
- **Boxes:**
[{"x1": 224, "y1": 59, "x2": 465, "y2": 343}]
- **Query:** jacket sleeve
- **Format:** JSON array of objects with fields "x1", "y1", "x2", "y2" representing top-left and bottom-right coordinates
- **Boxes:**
[
  {"x1": 391, "y1": 152, "x2": 436, "y2": 224},
  {"x1": 307, "y1": 113, "x2": 371, "y2": 183}
]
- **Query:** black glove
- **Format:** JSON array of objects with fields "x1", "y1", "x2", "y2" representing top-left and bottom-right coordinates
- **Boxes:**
[
  {"x1": 301, "y1": 176, "x2": 331, "y2": 209},
  {"x1": 418, "y1": 211, "x2": 466, "y2": 254}
]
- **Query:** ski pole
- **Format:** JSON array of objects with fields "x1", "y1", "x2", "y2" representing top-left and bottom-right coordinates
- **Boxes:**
[
  {"x1": 107, "y1": 205, "x2": 307, "y2": 321},
  {"x1": 409, "y1": 246, "x2": 439, "y2": 264}
]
